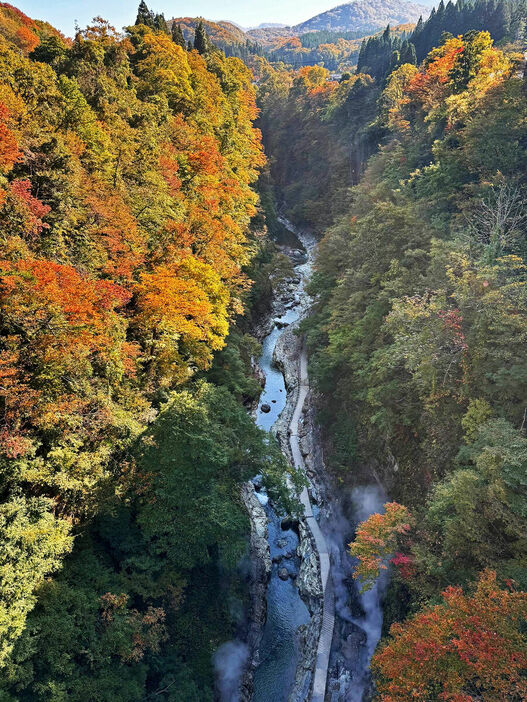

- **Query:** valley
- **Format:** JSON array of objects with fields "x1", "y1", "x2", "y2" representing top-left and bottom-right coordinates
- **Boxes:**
[{"x1": 0, "y1": 1, "x2": 526, "y2": 701}]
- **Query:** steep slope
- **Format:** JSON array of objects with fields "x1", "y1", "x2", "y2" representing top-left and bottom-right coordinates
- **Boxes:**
[
  {"x1": 0, "y1": 5, "x2": 278, "y2": 699},
  {"x1": 170, "y1": 16, "x2": 250, "y2": 46}
]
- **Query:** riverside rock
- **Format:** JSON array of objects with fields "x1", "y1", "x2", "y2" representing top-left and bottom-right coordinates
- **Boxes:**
[
  {"x1": 290, "y1": 249, "x2": 308, "y2": 264},
  {"x1": 278, "y1": 567, "x2": 290, "y2": 581},
  {"x1": 239, "y1": 483, "x2": 271, "y2": 700}
]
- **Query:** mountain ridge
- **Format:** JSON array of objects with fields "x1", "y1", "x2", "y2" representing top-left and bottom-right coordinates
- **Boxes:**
[
  {"x1": 292, "y1": 0, "x2": 429, "y2": 34},
  {"x1": 245, "y1": 0, "x2": 429, "y2": 43},
  {"x1": 170, "y1": 2, "x2": 429, "y2": 55}
]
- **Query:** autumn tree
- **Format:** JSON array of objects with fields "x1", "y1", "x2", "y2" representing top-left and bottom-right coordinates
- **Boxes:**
[
  {"x1": 349, "y1": 503, "x2": 414, "y2": 590},
  {"x1": 0, "y1": 6, "x2": 267, "y2": 693},
  {"x1": 372, "y1": 571, "x2": 527, "y2": 701}
]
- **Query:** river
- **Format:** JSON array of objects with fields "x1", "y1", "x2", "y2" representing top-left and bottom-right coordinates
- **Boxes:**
[
  {"x1": 252, "y1": 221, "x2": 314, "y2": 701},
  {"x1": 217, "y1": 218, "x2": 387, "y2": 702}
]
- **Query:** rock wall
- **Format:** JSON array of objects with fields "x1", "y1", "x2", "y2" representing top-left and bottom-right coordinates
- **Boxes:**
[{"x1": 240, "y1": 483, "x2": 272, "y2": 701}]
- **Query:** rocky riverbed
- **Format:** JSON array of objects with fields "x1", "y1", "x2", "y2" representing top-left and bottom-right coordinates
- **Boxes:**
[
  {"x1": 237, "y1": 234, "x2": 309, "y2": 701},
  {"x1": 241, "y1": 221, "x2": 325, "y2": 702},
  {"x1": 238, "y1": 217, "x2": 387, "y2": 702},
  {"x1": 240, "y1": 482, "x2": 272, "y2": 701}
]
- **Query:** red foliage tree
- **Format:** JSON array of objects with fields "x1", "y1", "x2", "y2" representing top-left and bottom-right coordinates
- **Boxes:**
[{"x1": 372, "y1": 570, "x2": 527, "y2": 701}]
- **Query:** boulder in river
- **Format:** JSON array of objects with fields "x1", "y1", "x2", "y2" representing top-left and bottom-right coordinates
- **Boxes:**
[
  {"x1": 278, "y1": 567, "x2": 290, "y2": 581},
  {"x1": 290, "y1": 249, "x2": 308, "y2": 264},
  {"x1": 260, "y1": 403, "x2": 271, "y2": 413},
  {"x1": 281, "y1": 517, "x2": 299, "y2": 532}
]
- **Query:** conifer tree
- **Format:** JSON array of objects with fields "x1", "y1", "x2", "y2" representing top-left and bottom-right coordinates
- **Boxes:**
[
  {"x1": 153, "y1": 12, "x2": 169, "y2": 34},
  {"x1": 135, "y1": 0, "x2": 154, "y2": 27},
  {"x1": 172, "y1": 23, "x2": 186, "y2": 48},
  {"x1": 194, "y1": 20, "x2": 209, "y2": 54},
  {"x1": 401, "y1": 40, "x2": 417, "y2": 65},
  {"x1": 358, "y1": 38, "x2": 366, "y2": 68}
]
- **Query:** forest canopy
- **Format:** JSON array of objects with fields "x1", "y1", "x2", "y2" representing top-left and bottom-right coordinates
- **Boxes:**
[
  {"x1": 1, "y1": 0, "x2": 527, "y2": 698},
  {"x1": 0, "y1": 3, "x2": 289, "y2": 699},
  {"x1": 258, "y1": 11, "x2": 527, "y2": 699}
]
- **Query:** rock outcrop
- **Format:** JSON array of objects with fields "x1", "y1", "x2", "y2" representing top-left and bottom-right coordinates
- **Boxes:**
[{"x1": 240, "y1": 482, "x2": 271, "y2": 701}]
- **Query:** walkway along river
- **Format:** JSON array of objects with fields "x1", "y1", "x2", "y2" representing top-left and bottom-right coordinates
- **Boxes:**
[
  {"x1": 252, "y1": 223, "x2": 319, "y2": 702},
  {"x1": 290, "y1": 343, "x2": 334, "y2": 702},
  {"x1": 228, "y1": 218, "x2": 387, "y2": 702}
]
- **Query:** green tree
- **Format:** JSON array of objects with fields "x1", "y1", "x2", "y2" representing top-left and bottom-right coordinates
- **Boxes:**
[
  {"x1": 0, "y1": 497, "x2": 72, "y2": 666},
  {"x1": 153, "y1": 12, "x2": 169, "y2": 34},
  {"x1": 400, "y1": 40, "x2": 417, "y2": 65},
  {"x1": 171, "y1": 23, "x2": 186, "y2": 48},
  {"x1": 194, "y1": 21, "x2": 209, "y2": 55},
  {"x1": 135, "y1": 0, "x2": 154, "y2": 27}
]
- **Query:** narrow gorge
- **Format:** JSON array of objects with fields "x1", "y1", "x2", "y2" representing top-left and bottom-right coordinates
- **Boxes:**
[
  {"x1": 234, "y1": 219, "x2": 388, "y2": 702},
  {"x1": 2, "y1": 3, "x2": 527, "y2": 701}
]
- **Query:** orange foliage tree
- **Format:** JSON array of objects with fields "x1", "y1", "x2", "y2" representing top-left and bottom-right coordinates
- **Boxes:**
[
  {"x1": 0, "y1": 3, "x2": 39, "y2": 52},
  {"x1": 372, "y1": 570, "x2": 527, "y2": 701},
  {"x1": 0, "y1": 15, "x2": 265, "y2": 498},
  {"x1": 349, "y1": 502, "x2": 414, "y2": 590},
  {"x1": 390, "y1": 32, "x2": 511, "y2": 129},
  {"x1": 0, "y1": 258, "x2": 131, "y2": 457}
]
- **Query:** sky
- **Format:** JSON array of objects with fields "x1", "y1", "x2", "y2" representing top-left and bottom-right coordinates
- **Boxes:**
[{"x1": 15, "y1": 0, "x2": 344, "y2": 36}]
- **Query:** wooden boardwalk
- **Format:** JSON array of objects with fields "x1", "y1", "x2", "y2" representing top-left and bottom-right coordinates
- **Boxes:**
[{"x1": 289, "y1": 344, "x2": 334, "y2": 702}]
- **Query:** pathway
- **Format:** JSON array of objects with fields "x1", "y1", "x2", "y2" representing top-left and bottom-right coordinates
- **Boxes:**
[{"x1": 289, "y1": 344, "x2": 335, "y2": 702}]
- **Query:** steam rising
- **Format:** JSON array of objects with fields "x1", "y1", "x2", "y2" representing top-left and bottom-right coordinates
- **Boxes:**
[
  {"x1": 213, "y1": 486, "x2": 388, "y2": 702},
  {"x1": 213, "y1": 640, "x2": 249, "y2": 702},
  {"x1": 354, "y1": 488, "x2": 390, "y2": 643},
  {"x1": 350, "y1": 485, "x2": 389, "y2": 700},
  {"x1": 327, "y1": 505, "x2": 355, "y2": 623},
  {"x1": 321, "y1": 483, "x2": 390, "y2": 700}
]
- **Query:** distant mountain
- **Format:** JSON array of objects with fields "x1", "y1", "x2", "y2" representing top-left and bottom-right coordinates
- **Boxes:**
[
  {"x1": 293, "y1": 0, "x2": 429, "y2": 34},
  {"x1": 252, "y1": 22, "x2": 288, "y2": 29},
  {"x1": 172, "y1": 4, "x2": 429, "y2": 55},
  {"x1": 246, "y1": 1, "x2": 429, "y2": 45},
  {"x1": 246, "y1": 25, "x2": 295, "y2": 44}
]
